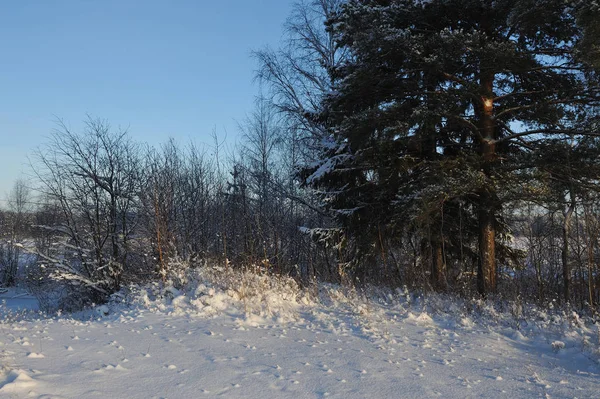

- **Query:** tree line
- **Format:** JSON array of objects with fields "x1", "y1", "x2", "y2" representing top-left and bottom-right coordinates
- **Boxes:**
[
  {"x1": 258, "y1": 0, "x2": 600, "y2": 305},
  {"x1": 0, "y1": 112, "x2": 330, "y2": 311},
  {"x1": 1, "y1": 0, "x2": 599, "y2": 311}
]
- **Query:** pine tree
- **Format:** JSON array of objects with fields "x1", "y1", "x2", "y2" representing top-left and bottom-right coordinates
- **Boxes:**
[{"x1": 305, "y1": 0, "x2": 600, "y2": 295}]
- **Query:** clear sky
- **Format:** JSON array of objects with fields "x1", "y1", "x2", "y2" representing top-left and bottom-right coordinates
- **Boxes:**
[{"x1": 0, "y1": 0, "x2": 294, "y2": 200}]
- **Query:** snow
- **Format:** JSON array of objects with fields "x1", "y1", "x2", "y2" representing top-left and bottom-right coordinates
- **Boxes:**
[
  {"x1": 0, "y1": 271, "x2": 599, "y2": 398},
  {"x1": 0, "y1": 287, "x2": 39, "y2": 314},
  {"x1": 305, "y1": 151, "x2": 352, "y2": 185}
]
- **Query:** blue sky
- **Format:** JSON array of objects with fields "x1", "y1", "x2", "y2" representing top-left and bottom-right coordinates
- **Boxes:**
[{"x1": 0, "y1": 0, "x2": 294, "y2": 199}]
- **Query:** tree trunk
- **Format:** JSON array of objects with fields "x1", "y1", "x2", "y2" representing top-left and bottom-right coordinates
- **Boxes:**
[
  {"x1": 562, "y1": 195, "x2": 575, "y2": 303},
  {"x1": 584, "y1": 204, "x2": 596, "y2": 308},
  {"x1": 477, "y1": 71, "x2": 497, "y2": 297},
  {"x1": 478, "y1": 196, "x2": 496, "y2": 296},
  {"x1": 431, "y1": 239, "x2": 447, "y2": 290}
]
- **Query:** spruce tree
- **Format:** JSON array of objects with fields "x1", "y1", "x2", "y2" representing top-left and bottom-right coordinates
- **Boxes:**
[{"x1": 305, "y1": 0, "x2": 600, "y2": 295}]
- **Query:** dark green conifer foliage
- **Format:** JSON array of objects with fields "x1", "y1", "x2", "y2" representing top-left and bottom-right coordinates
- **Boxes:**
[{"x1": 305, "y1": 0, "x2": 600, "y2": 295}]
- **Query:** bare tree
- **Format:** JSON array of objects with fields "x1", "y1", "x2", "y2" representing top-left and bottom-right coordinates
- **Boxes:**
[
  {"x1": 30, "y1": 117, "x2": 141, "y2": 306},
  {"x1": 0, "y1": 179, "x2": 32, "y2": 286},
  {"x1": 252, "y1": 0, "x2": 349, "y2": 281},
  {"x1": 254, "y1": 0, "x2": 348, "y2": 162},
  {"x1": 140, "y1": 139, "x2": 217, "y2": 280}
]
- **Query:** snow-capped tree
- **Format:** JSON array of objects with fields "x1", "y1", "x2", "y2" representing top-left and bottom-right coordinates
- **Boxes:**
[{"x1": 306, "y1": 0, "x2": 600, "y2": 295}]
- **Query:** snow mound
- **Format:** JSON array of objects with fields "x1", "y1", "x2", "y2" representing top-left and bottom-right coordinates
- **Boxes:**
[
  {"x1": 551, "y1": 340, "x2": 566, "y2": 352},
  {"x1": 0, "y1": 369, "x2": 37, "y2": 393},
  {"x1": 110, "y1": 266, "x2": 310, "y2": 324},
  {"x1": 407, "y1": 312, "x2": 434, "y2": 325},
  {"x1": 96, "y1": 305, "x2": 110, "y2": 316},
  {"x1": 76, "y1": 264, "x2": 600, "y2": 369}
]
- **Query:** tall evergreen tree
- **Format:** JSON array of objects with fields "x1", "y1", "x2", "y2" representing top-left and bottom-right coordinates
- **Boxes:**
[{"x1": 305, "y1": 0, "x2": 600, "y2": 295}]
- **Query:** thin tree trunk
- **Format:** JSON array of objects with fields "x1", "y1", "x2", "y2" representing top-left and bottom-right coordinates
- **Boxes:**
[
  {"x1": 584, "y1": 204, "x2": 595, "y2": 307},
  {"x1": 153, "y1": 189, "x2": 166, "y2": 282},
  {"x1": 562, "y1": 195, "x2": 575, "y2": 303}
]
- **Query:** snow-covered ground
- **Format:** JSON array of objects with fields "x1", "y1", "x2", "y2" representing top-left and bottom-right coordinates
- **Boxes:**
[
  {"x1": 0, "y1": 287, "x2": 39, "y2": 313},
  {"x1": 0, "y1": 269, "x2": 599, "y2": 398}
]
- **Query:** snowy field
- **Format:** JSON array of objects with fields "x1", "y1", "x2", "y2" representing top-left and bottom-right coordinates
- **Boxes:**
[{"x1": 1, "y1": 270, "x2": 599, "y2": 398}]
